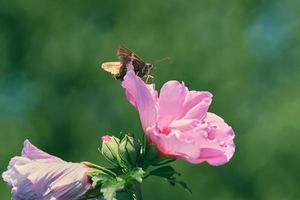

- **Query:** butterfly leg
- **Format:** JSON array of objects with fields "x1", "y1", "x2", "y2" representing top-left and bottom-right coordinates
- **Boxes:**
[{"x1": 145, "y1": 75, "x2": 154, "y2": 83}]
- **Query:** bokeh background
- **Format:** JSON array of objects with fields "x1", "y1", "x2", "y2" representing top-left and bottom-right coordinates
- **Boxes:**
[{"x1": 1, "y1": 0, "x2": 300, "y2": 199}]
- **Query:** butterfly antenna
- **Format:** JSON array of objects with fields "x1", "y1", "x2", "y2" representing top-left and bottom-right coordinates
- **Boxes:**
[{"x1": 153, "y1": 57, "x2": 171, "y2": 64}]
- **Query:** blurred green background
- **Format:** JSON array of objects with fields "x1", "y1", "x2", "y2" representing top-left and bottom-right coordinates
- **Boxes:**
[{"x1": 1, "y1": 0, "x2": 300, "y2": 199}]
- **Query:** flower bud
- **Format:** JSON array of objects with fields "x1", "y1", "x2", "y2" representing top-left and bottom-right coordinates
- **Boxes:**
[
  {"x1": 101, "y1": 135, "x2": 121, "y2": 166},
  {"x1": 119, "y1": 135, "x2": 140, "y2": 167}
]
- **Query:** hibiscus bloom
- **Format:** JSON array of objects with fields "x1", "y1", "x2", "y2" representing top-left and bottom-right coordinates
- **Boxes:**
[
  {"x1": 122, "y1": 70, "x2": 235, "y2": 166},
  {"x1": 2, "y1": 140, "x2": 91, "y2": 200}
]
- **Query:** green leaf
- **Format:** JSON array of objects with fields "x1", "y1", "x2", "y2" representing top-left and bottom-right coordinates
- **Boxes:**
[
  {"x1": 168, "y1": 179, "x2": 192, "y2": 194},
  {"x1": 128, "y1": 167, "x2": 145, "y2": 183},
  {"x1": 101, "y1": 177, "x2": 125, "y2": 200},
  {"x1": 148, "y1": 165, "x2": 180, "y2": 179},
  {"x1": 91, "y1": 172, "x2": 111, "y2": 188},
  {"x1": 147, "y1": 166, "x2": 192, "y2": 194}
]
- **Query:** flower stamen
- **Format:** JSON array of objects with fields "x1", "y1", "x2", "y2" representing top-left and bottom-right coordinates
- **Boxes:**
[{"x1": 160, "y1": 127, "x2": 171, "y2": 135}]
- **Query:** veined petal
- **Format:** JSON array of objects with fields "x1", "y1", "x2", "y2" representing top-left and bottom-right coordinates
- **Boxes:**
[
  {"x1": 147, "y1": 127, "x2": 201, "y2": 162},
  {"x1": 147, "y1": 112, "x2": 235, "y2": 165},
  {"x1": 2, "y1": 140, "x2": 91, "y2": 200},
  {"x1": 180, "y1": 91, "x2": 212, "y2": 120},
  {"x1": 157, "y1": 81, "x2": 188, "y2": 129},
  {"x1": 145, "y1": 83, "x2": 158, "y2": 104},
  {"x1": 192, "y1": 112, "x2": 235, "y2": 165},
  {"x1": 22, "y1": 139, "x2": 62, "y2": 161},
  {"x1": 169, "y1": 119, "x2": 199, "y2": 131},
  {"x1": 122, "y1": 70, "x2": 157, "y2": 131}
]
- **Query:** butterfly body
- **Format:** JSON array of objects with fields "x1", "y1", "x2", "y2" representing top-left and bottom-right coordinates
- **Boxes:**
[{"x1": 101, "y1": 45, "x2": 153, "y2": 80}]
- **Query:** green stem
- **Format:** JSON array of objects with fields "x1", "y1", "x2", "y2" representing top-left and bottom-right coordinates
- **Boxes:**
[
  {"x1": 133, "y1": 182, "x2": 143, "y2": 200},
  {"x1": 81, "y1": 161, "x2": 117, "y2": 177}
]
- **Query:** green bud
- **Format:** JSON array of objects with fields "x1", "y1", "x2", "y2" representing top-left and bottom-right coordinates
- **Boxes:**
[
  {"x1": 101, "y1": 135, "x2": 121, "y2": 166},
  {"x1": 119, "y1": 135, "x2": 140, "y2": 167}
]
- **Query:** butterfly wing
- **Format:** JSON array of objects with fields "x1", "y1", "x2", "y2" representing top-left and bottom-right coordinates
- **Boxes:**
[
  {"x1": 101, "y1": 45, "x2": 153, "y2": 80},
  {"x1": 101, "y1": 62, "x2": 122, "y2": 75},
  {"x1": 117, "y1": 45, "x2": 150, "y2": 78},
  {"x1": 117, "y1": 45, "x2": 145, "y2": 66}
]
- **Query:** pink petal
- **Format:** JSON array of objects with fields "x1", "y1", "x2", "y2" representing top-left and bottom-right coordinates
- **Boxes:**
[
  {"x1": 147, "y1": 128, "x2": 201, "y2": 161},
  {"x1": 169, "y1": 119, "x2": 199, "y2": 131},
  {"x1": 157, "y1": 81, "x2": 188, "y2": 129},
  {"x1": 180, "y1": 91, "x2": 212, "y2": 120},
  {"x1": 22, "y1": 139, "x2": 62, "y2": 161},
  {"x1": 145, "y1": 84, "x2": 158, "y2": 104},
  {"x1": 192, "y1": 148, "x2": 228, "y2": 165},
  {"x1": 193, "y1": 112, "x2": 235, "y2": 165},
  {"x1": 122, "y1": 70, "x2": 157, "y2": 131}
]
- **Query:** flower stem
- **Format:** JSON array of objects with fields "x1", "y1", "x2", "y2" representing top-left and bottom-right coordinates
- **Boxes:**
[
  {"x1": 81, "y1": 161, "x2": 117, "y2": 177},
  {"x1": 133, "y1": 182, "x2": 143, "y2": 200}
]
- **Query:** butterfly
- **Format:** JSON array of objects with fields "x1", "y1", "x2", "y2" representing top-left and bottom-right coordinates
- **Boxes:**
[{"x1": 101, "y1": 45, "x2": 153, "y2": 81}]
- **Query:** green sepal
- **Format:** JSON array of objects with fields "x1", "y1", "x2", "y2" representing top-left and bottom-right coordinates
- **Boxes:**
[
  {"x1": 119, "y1": 135, "x2": 140, "y2": 168},
  {"x1": 82, "y1": 162, "x2": 116, "y2": 177},
  {"x1": 100, "y1": 136, "x2": 123, "y2": 167}
]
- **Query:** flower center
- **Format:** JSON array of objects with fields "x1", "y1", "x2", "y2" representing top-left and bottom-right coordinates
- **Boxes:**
[{"x1": 160, "y1": 127, "x2": 171, "y2": 135}]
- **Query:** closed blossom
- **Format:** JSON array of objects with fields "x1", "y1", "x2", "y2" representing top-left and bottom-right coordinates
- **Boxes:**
[{"x1": 2, "y1": 140, "x2": 91, "y2": 200}]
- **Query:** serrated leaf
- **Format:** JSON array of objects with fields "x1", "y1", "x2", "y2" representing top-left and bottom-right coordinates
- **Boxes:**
[
  {"x1": 128, "y1": 167, "x2": 145, "y2": 183},
  {"x1": 148, "y1": 165, "x2": 180, "y2": 179},
  {"x1": 101, "y1": 177, "x2": 125, "y2": 200},
  {"x1": 91, "y1": 172, "x2": 112, "y2": 188}
]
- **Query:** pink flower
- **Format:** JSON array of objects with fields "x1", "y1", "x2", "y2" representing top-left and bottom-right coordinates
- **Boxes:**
[
  {"x1": 122, "y1": 70, "x2": 235, "y2": 166},
  {"x1": 2, "y1": 140, "x2": 91, "y2": 200}
]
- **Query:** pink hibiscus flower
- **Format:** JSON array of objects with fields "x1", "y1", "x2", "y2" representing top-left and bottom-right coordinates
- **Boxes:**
[
  {"x1": 2, "y1": 140, "x2": 91, "y2": 200},
  {"x1": 122, "y1": 70, "x2": 235, "y2": 166}
]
